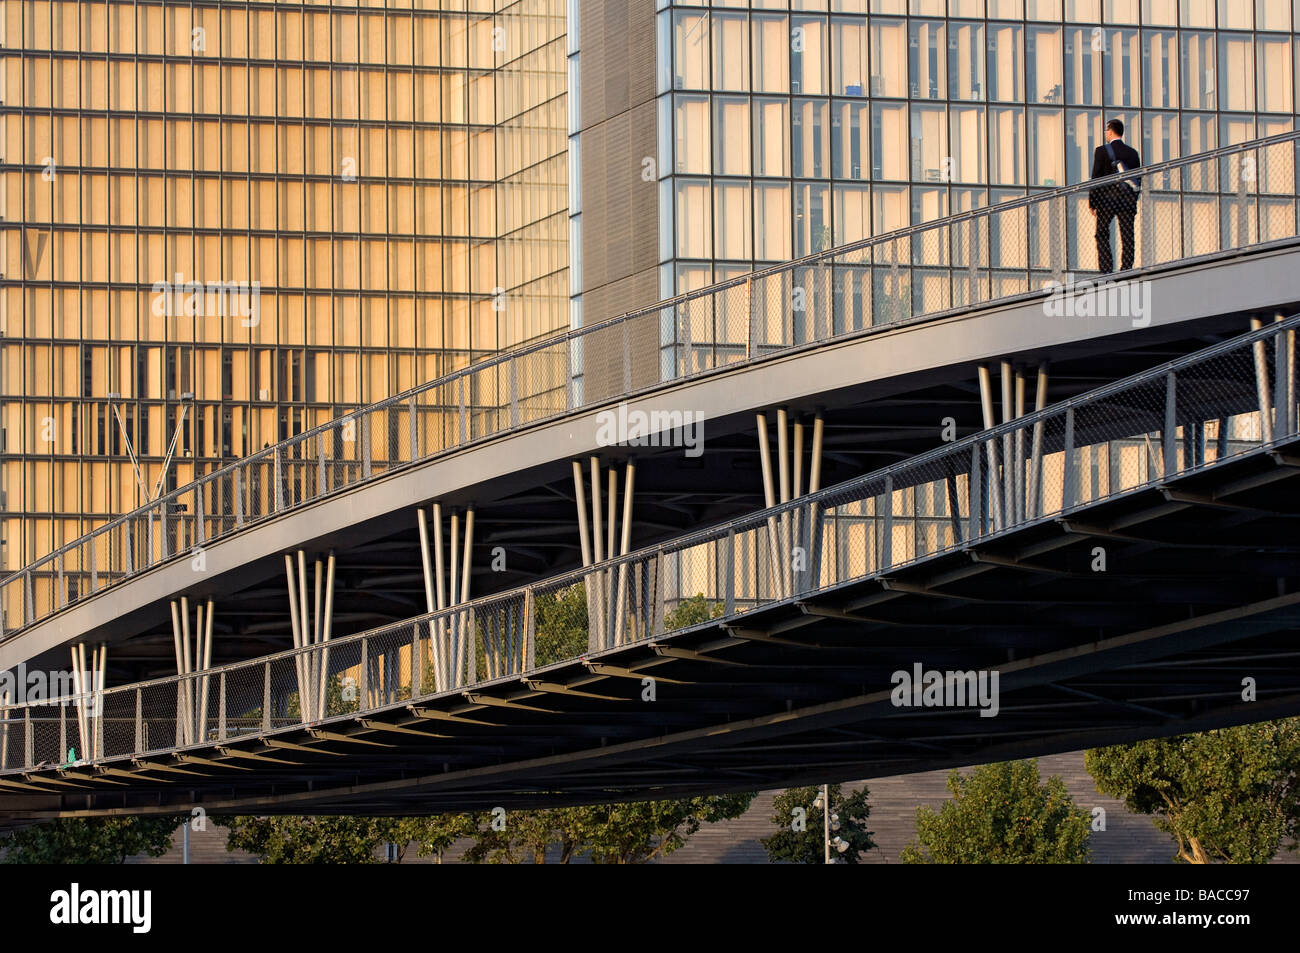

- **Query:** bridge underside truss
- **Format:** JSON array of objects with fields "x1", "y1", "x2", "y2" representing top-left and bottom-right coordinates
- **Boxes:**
[{"x1": 4, "y1": 437, "x2": 1300, "y2": 820}]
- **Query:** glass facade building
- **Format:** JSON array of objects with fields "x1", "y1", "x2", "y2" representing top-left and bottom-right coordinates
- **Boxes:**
[
  {"x1": 654, "y1": 0, "x2": 1300, "y2": 302},
  {"x1": 5, "y1": 0, "x2": 1300, "y2": 581},
  {"x1": 0, "y1": 0, "x2": 567, "y2": 575}
]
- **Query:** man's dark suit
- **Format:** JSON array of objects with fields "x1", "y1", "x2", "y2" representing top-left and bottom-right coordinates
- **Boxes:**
[{"x1": 1088, "y1": 137, "x2": 1142, "y2": 273}]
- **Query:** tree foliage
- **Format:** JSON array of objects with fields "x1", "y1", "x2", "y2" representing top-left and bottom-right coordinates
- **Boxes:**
[
  {"x1": 901, "y1": 759, "x2": 1091, "y2": 864},
  {"x1": 533, "y1": 582, "x2": 591, "y2": 664},
  {"x1": 1, "y1": 816, "x2": 181, "y2": 864},
  {"x1": 664, "y1": 594, "x2": 725, "y2": 631},
  {"x1": 762, "y1": 784, "x2": 875, "y2": 864},
  {"x1": 463, "y1": 794, "x2": 755, "y2": 864},
  {"x1": 217, "y1": 814, "x2": 476, "y2": 864},
  {"x1": 1086, "y1": 719, "x2": 1300, "y2": 864}
]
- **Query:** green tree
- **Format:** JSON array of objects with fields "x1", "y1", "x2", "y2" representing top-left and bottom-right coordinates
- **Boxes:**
[
  {"x1": 460, "y1": 808, "x2": 581, "y2": 864},
  {"x1": 1086, "y1": 719, "x2": 1300, "y2": 864},
  {"x1": 664, "y1": 593, "x2": 724, "y2": 631},
  {"x1": 901, "y1": 759, "x2": 1091, "y2": 864},
  {"x1": 533, "y1": 583, "x2": 591, "y2": 664},
  {"x1": 762, "y1": 784, "x2": 875, "y2": 864},
  {"x1": 1, "y1": 816, "x2": 181, "y2": 864},
  {"x1": 217, "y1": 814, "x2": 475, "y2": 864},
  {"x1": 462, "y1": 794, "x2": 755, "y2": 864},
  {"x1": 572, "y1": 794, "x2": 754, "y2": 863}
]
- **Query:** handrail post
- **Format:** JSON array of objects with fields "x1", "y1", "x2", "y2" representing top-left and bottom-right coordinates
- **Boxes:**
[
  {"x1": 362, "y1": 414, "x2": 372, "y2": 478},
  {"x1": 274, "y1": 448, "x2": 284, "y2": 512},
  {"x1": 218, "y1": 670, "x2": 227, "y2": 741},
  {"x1": 234, "y1": 468, "x2": 245, "y2": 526},
  {"x1": 724, "y1": 531, "x2": 735, "y2": 613},
  {"x1": 262, "y1": 663, "x2": 271, "y2": 732},
  {"x1": 196, "y1": 479, "x2": 206, "y2": 544},
  {"x1": 1063, "y1": 407, "x2": 1076, "y2": 509},
  {"x1": 360, "y1": 637, "x2": 369, "y2": 710},
  {"x1": 523, "y1": 587, "x2": 536, "y2": 671},
  {"x1": 1164, "y1": 372, "x2": 1178, "y2": 478},
  {"x1": 1236, "y1": 153, "x2": 1250, "y2": 248},
  {"x1": 881, "y1": 475, "x2": 894, "y2": 569},
  {"x1": 410, "y1": 393, "x2": 420, "y2": 458},
  {"x1": 458, "y1": 377, "x2": 467, "y2": 445}
]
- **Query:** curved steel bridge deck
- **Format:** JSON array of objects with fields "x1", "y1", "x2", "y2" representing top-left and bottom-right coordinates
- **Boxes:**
[
  {"x1": 3, "y1": 316, "x2": 1300, "y2": 819},
  {"x1": 5, "y1": 134, "x2": 1300, "y2": 685}
]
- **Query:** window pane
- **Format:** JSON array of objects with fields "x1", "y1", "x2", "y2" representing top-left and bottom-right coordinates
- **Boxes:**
[
  {"x1": 948, "y1": 21, "x2": 986, "y2": 101},
  {"x1": 1181, "y1": 33, "x2": 1215, "y2": 110},
  {"x1": 793, "y1": 98, "x2": 830, "y2": 176},
  {"x1": 754, "y1": 183, "x2": 792, "y2": 260},
  {"x1": 1066, "y1": 109, "x2": 1101, "y2": 183},
  {"x1": 870, "y1": 18, "x2": 906, "y2": 97},
  {"x1": 833, "y1": 184, "x2": 871, "y2": 244},
  {"x1": 988, "y1": 23, "x2": 1024, "y2": 103},
  {"x1": 989, "y1": 106, "x2": 1025, "y2": 185},
  {"x1": 714, "y1": 181, "x2": 752, "y2": 259},
  {"x1": 713, "y1": 12, "x2": 750, "y2": 92},
  {"x1": 1257, "y1": 36, "x2": 1292, "y2": 114},
  {"x1": 1027, "y1": 25, "x2": 1063, "y2": 104},
  {"x1": 912, "y1": 186, "x2": 949, "y2": 225},
  {"x1": 909, "y1": 20, "x2": 945, "y2": 100},
  {"x1": 1217, "y1": 0, "x2": 1251, "y2": 29},
  {"x1": 1104, "y1": 29, "x2": 1140, "y2": 107},
  {"x1": 873, "y1": 183, "x2": 909, "y2": 233},
  {"x1": 753, "y1": 14, "x2": 790, "y2": 93},
  {"x1": 832, "y1": 100, "x2": 870, "y2": 179},
  {"x1": 794, "y1": 181, "x2": 831, "y2": 255},
  {"x1": 1103, "y1": 0, "x2": 1138, "y2": 23},
  {"x1": 673, "y1": 11, "x2": 709, "y2": 90},
  {"x1": 675, "y1": 94, "x2": 711, "y2": 174},
  {"x1": 1181, "y1": 112, "x2": 1215, "y2": 154},
  {"x1": 1142, "y1": 30, "x2": 1178, "y2": 109},
  {"x1": 831, "y1": 17, "x2": 868, "y2": 96},
  {"x1": 1142, "y1": 111, "x2": 1179, "y2": 164},
  {"x1": 1065, "y1": 26, "x2": 1103, "y2": 106},
  {"x1": 1029, "y1": 107, "x2": 1064, "y2": 186},
  {"x1": 950, "y1": 104, "x2": 987, "y2": 182},
  {"x1": 675, "y1": 179, "x2": 712, "y2": 258},
  {"x1": 910, "y1": 104, "x2": 948, "y2": 183},
  {"x1": 714, "y1": 96, "x2": 751, "y2": 175},
  {"x1": 1220, "y1": 114, "x2": 1254, "y2": 147},
  {"x1": 792, "y1": 16, "x2": 827, "y2": 96},
  {"x1": 753, "y1": 97, "x2": 791, "y2": 176},
  {"x1": 1179, "y1": 0, "x2": 1214, "y2": 28},
  {"x1": 1256, "y1": 0, "x2": 1290, "y2": 31},
  {"x1": 1140, "y1": 0, "x2": 1177, "y2": 24},
  {"x1": 871, "y1": 102, "x2": 909, "y2": 179},
  {"x1": 1218, "y1": 33, "x2": 1254, "y2": 113}
]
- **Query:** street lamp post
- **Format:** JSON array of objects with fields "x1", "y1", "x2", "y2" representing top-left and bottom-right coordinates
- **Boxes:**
[{"x1": 811, "y1": 784, "x2": 849, "y2": 863}]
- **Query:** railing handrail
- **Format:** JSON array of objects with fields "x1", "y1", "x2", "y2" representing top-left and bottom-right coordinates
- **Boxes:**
[
  {"x1": 8, "y1": 310, "x2": 1297, "y2": 715},
  {"x1": 5, "y1": 130, "x2": 1298, "y2": 612}
]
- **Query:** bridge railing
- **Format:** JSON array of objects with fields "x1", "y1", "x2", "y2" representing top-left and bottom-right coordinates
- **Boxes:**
[
  {"x1": 3, "y1": 131, "x2": 1299, "y2": 640},
  {"x1": 2, "y1": 313, "x2": 1296, "y2": 772}
]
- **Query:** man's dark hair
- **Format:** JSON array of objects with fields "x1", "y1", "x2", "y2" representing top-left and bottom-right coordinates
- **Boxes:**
[{"x1": 1106, "y1": 119, "x2": 1124, "y2": 137}]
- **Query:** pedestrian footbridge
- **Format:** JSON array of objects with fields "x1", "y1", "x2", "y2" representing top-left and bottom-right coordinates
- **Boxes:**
[{"x1": 2, "y1": 314, "x2": 1300, "y2": 819}]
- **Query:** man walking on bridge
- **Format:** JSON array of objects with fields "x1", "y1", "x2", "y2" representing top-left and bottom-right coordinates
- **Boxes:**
[{"x1": 1089, "y1": 119, "x2": 1142, "y2": 274}]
